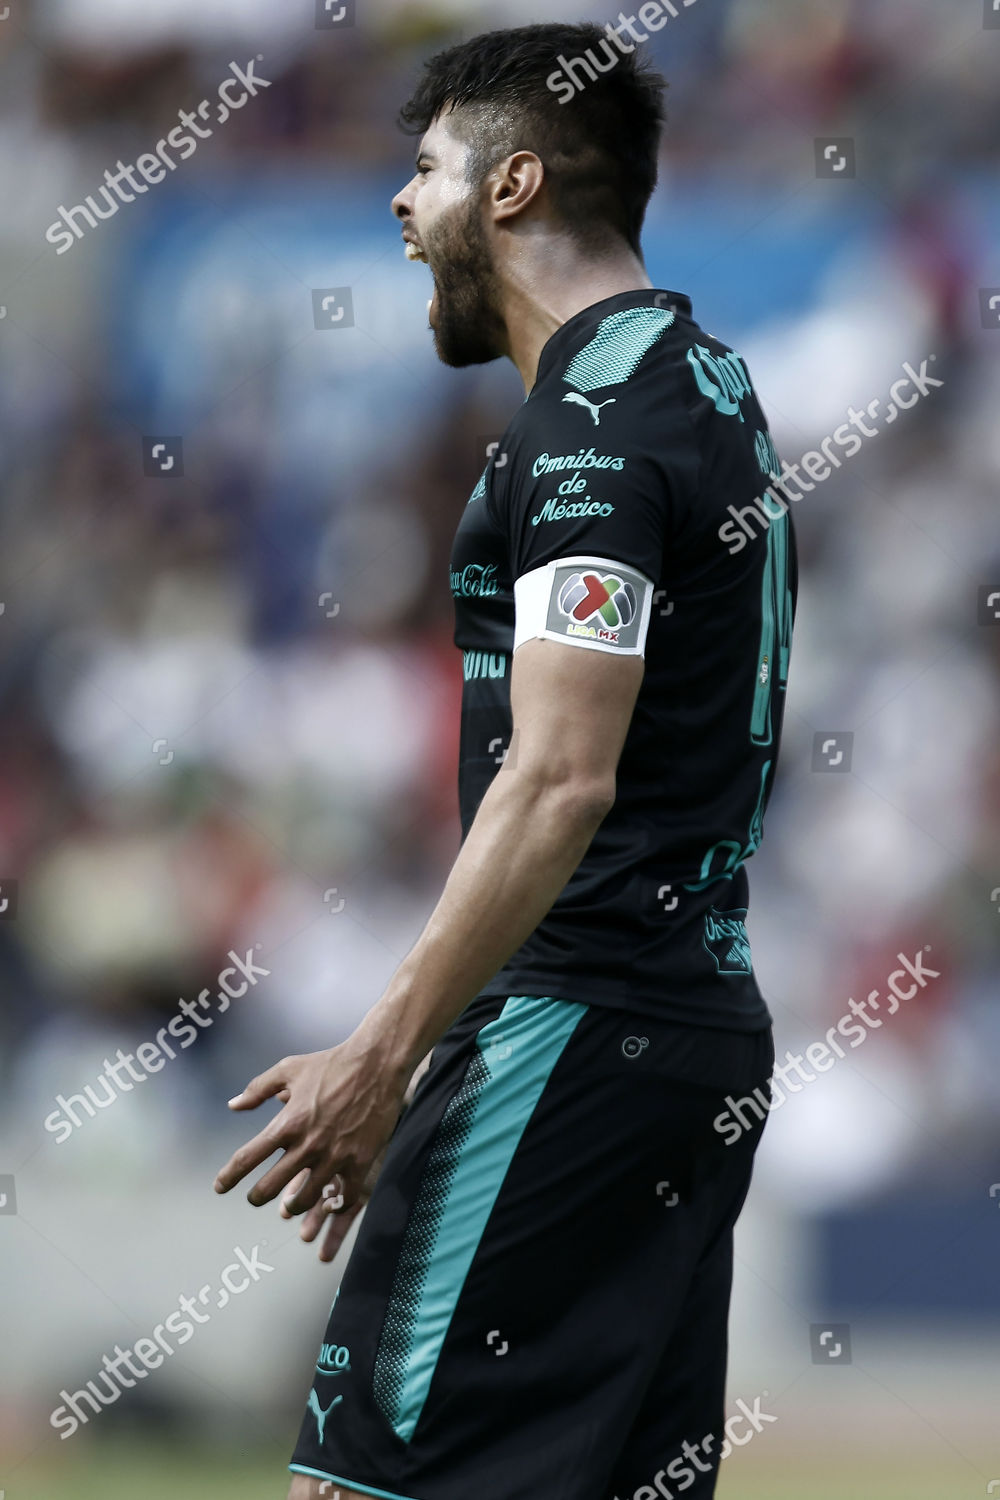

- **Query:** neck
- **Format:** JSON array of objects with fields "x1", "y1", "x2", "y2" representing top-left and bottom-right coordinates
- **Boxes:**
[{"x1": 497, "y1": 235, "x2": 652, "y2": 393}]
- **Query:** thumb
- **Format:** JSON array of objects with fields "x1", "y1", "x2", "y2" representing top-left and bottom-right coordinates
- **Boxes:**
[{"x1": 228, "y1": 1057, "x2": 295, "y2": 1110}]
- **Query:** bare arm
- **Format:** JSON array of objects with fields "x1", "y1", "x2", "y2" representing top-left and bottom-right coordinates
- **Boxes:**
[
  {"x1": 358, "y1": 635, "x2": 643, "y2": 1070},
  {"x1": 214, "y1": 637, "x2": 644, "y2": 1216}
]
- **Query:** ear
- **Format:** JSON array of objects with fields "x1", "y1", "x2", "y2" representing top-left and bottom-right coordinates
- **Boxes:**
[{"x1": 487, "y1": 151, "x2": 546, "y2": 225}]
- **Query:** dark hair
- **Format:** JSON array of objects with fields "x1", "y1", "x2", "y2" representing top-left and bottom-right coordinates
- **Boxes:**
[{"x1": 398, "y1": 23, "x2": 667, "y2": 257}]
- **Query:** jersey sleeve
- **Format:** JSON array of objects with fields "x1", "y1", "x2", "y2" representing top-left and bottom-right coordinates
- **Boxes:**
[{"x1": 489, "y1": 376, "x2": 695, "y2": 658}]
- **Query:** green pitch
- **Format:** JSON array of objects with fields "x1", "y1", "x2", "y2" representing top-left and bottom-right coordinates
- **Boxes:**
[{"x1": 3, "y1": 1440, "x2": 990, "y2": 1499}]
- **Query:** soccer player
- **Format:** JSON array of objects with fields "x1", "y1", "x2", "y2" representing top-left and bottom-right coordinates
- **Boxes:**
[{"x1": 214, "y1": 22, "x2": 797, "y2": 1500}]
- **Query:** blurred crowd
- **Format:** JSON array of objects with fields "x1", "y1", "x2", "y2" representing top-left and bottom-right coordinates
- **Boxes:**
[{"x1": 0, "y1": 0, "x2": 998, "y2": 1380}]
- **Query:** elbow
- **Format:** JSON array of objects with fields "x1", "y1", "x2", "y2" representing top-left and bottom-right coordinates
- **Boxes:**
[
  {"x1": 541, "y1": 774, "x2": 617, "y2": 831},
  {"x1": 506, "y1": 748, "x2": 617, "y2": 829}
]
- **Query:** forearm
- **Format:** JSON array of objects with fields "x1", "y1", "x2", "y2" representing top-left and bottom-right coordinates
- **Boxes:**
[{"x1": 356, "y1": 769, "x2": 611, "y2": 1080}]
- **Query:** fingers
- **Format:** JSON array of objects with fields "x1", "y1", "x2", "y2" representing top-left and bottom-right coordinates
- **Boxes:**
[
  {"x1": 297, "y1": 1151, "x2": 383, "y2": 1248},
  {"x1": 297, "y1": 1178, "x2": 343, "y2": 1242},
  {"x1": 279, "y1": 1168, "x2": 310, "y2": 1221},
  {"x1": 281, "y1": 1164, "x2": 362, "y2": 1218},
  {"x1": 214, "y1": 1116, "x2": 292, "y2": 1196},
  {"x1": 242, "y1": 1146, "x2": 318, "y2": 1208},
  {"x1": 215, "y1": 1118, "x2": 360, "y2": 1208},
  {"x1": 318, "y1": 1198, "x2": 364, "y2": 1263},
  {"x1": 227, "y1": 1057, "x2": 298, "y2": 1112},
  {"x1": 296, "y1": 1194, "x2": 330, "y2": 1243}
]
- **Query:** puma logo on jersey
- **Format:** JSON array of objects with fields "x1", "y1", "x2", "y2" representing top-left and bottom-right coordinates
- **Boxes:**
[
  {"x1": 308, "y1": 1389, "x2": 343, "y2": 1443},
  {"x1": 562, "y1": 392, "x2": 617, "y2": 426}
]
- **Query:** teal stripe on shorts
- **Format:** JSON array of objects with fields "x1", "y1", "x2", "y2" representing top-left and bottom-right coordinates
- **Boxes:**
[{"x1": 372, "y1": 994, "x2": 586, "y2": 1443}]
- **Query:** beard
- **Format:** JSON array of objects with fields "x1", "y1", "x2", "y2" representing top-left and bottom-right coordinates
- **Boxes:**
[{"x1": 424, "y1": 194, "x2": 507, "y2": 368}]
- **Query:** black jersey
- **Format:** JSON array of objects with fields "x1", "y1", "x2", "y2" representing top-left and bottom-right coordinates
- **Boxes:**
[{"x1": 450, "y1": 289, "x2": 797, "y2": 1030}]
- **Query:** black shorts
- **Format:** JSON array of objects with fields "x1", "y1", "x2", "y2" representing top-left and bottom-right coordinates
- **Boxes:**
[{"x1": 289, "y1": 993, "x2": 773, "y2": 1500}]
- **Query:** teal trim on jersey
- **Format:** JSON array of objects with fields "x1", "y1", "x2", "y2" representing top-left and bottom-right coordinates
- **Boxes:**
[
  {"x1": 751, "y1": 511, "x2": 792, "y2": 745},
  {"x1": 563, "y1": 306, "x2": 675, "y2": 392},
  {"x1": 751, "y1": 537, "x2": 776, "y2": 743},
  {"x1": 372, "y1": 994, "x2": 585, "y2": 1444},
  {"x1": 288, "y1": 1464, "x2": 419, "y2": 1500},
  {"x1": 684, "y1": 838, "x2": 743, "y2": 892},
  {"x1": 684, "y1": 763, "x2": 771, "y2": 893},
  {"x1": 747, "y1": 760, "x2": 771, "y2": 855},
  {"x1": 777, "y1": 521, "x2": 792, "y2": 682}
]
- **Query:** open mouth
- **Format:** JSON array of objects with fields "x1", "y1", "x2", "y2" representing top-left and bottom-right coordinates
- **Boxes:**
[
  {"x1": 403, "y1": 237, "x2": 435, "y2": 323},
  {"x1": 404, "y1": 238, "x2": 436, "y2": 322}
]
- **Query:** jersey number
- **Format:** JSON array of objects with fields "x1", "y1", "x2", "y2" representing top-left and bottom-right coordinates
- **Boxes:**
[
  {"x1": 750, "y1": 512, "x2": 792, "y2": 746},
  {"x1": 685, "y1": 510, "x2": 792, "y2": 892}
]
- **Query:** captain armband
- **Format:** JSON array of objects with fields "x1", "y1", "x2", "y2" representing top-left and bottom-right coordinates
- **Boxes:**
[{"x1": 512, "y1": 555, "x2": 655, "y2": 658}]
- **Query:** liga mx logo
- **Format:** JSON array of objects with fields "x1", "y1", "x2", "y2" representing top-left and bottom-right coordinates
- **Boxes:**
[{"x1": 557, "y1": 570, "x2": 637, "y2": 641}]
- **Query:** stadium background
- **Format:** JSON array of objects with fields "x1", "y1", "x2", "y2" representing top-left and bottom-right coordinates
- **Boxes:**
[{"x1": 1, "y1": 0, "x2": 998, "y2": 1495}]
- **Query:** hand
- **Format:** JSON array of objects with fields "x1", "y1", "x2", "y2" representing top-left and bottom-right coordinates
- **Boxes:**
[
  {"x1": 213, "y1": 1036, "x2": 410, "y2": 1216},
  {"x1": 276, "y1": 1048, "x2": 434, "y2": 1262}
]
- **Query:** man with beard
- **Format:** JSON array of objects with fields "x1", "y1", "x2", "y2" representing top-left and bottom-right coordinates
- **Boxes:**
[{"x1": 215, "y1": 22, "x2": 795, "y2": 1500}]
